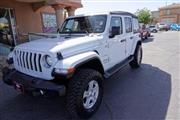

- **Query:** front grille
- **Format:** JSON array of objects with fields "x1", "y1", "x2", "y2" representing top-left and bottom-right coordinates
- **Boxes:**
[{"x1": 14, "y1": 50, "x2": 42, "y2": 72}]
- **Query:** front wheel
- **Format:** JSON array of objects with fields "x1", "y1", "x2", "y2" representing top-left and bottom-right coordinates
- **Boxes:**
[
  {"x1": 66, "y1": 69, "x2": 103, "y2": 119},
  {"x1": 129, "y1": 45, "x2": 143, "y2": 68}
]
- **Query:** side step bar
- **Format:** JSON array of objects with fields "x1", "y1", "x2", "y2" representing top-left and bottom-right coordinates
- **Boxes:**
[{"x1": 104, "y1": 56, "x2": 133, "y2": 78}]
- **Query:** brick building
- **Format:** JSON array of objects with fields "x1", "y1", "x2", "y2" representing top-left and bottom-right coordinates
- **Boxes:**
[{"x1": 159, "y1": 3, "x2": 180, "y2": 24}]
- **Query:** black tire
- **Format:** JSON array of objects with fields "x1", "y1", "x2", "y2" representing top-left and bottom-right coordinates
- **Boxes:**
[
  {"x1": 145, "y1": 35, "x2": 148, "y2": 39},
  {"x1": 66, "y1": 69, "x2": 103, "y2": 119},
  {"x1": 129, "y1": 45, "x2": 142, "y2": 68}
]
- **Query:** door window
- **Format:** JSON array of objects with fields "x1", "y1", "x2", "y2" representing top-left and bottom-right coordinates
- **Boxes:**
[
  {"x1": 110, "y1": 17, "x2": 123, "y2": 35},
  {"x1": 125, "y1": 17, "x2": 132, "y2": 33}
]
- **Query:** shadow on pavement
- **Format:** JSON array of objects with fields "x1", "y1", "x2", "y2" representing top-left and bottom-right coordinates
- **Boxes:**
[
  {"x1": 96, "y1": 64, "x2": 171, "y2": 120},
  {"x1": 142, "y1": 37, "x2": 154, "y2": 43},
  {"x1": 0, "y1": 64, "x2": 171, "y2": 120}
]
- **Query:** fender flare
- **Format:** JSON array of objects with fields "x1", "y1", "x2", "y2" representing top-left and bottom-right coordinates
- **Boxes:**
[
  {"x1": 54, "y1": 51, "x2": 104, "y2": 71},
  {"x1": 131, "y1": 40, "x2": 142, "y2": 55}
]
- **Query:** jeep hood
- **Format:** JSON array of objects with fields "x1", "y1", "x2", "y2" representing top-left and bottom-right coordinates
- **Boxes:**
[{"x1": 16, "y1": 35, "x2": 102, "y2": 58}]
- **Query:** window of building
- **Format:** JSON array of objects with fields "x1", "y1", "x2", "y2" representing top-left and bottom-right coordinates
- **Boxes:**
[
  {"x1": 110, "y1": 17, "x2": 123, "y2": 34},
  {"x1": 125, "y1": 17, "x2": 132, "y2": 33},
  {"x1": 42, "y1": 13, "x2": 57, "y2": 33},
  {"x1": 0, "y1": 8, "x2": 17, "y2": 55},
  {"x1": 177, "y1": 9, "x2": 180, "y2": 14},
  {"x1": 166, "y1": 9, "x2": 170, "y2": 15}
]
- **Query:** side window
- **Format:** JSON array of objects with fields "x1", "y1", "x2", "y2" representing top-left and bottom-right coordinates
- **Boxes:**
[
  {"x1": 125, "y1": 17, "x2": 132, "y2": 33},
  {"x1": 133, "y1": 18, "x2": 139, "y2": 33},
  {"x1": 110, "y1": 17, "x2": 123, "y2": 34}
]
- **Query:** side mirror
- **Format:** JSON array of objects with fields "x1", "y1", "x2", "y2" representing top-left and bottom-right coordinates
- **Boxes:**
[{"x1": 109, "y1": 26, "x2": 120, "y2": 38}]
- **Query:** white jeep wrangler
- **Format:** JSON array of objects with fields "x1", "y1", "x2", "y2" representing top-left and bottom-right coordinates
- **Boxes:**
[{"x1": 3, "y1": 11, "x2": 142, "y2": 118}]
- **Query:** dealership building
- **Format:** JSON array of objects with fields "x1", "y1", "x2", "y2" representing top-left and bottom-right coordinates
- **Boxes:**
[{"x1": 0, "y1": 0, "x2": 82, "y2": 55}]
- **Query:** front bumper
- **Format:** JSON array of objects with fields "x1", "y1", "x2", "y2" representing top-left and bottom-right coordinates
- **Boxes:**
[{"x1": 2, "y1": 67, "x2": 66, "y2": 95}]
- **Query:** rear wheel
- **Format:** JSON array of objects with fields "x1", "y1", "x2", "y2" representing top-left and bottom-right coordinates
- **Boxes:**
[
  {"x1": 129, "y1": 45, "x2": 142, "y2": 68},
  {"x1": 153, "y1": 29, "x2": 157, "y2": 33},
  {"x1": 145, "y1": 36, "x2": 148, "y2": 39},
  {"x1": 66, "y1": 69, "x2": 103, "y2": 119}
]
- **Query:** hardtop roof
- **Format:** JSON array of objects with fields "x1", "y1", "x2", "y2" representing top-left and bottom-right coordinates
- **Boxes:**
[{"x1": 68, "y1": 11, "x2": 138, "y2": 19}]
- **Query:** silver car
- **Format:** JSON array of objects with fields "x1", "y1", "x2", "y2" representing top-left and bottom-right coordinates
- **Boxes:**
[{"x1": 149, "y1": 25, "x2": 158, "y2": 33}]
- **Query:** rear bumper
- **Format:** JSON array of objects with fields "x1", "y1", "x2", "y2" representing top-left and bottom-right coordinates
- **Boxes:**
[{"x1": 2, "y1": 67, "x2": 66, "y2": 95}]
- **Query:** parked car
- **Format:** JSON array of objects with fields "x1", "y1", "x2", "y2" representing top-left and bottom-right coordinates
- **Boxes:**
[
  {"x1": 170, "y1": 24, "x2": 180, "y2": 31},
  {"x1": 139, "y1": 24, "x2": 151, "y2": 40},
  {"x1": 2, "y1": 11, "x2": 142, "y2": 119},
  {"x1": 157, "y1": 23, "x2": 169, "y2": 31},
  {"x1": 177, "y1": 24, "x2": 180, "y2": 31},
  {"x1": 170, "y1": 24, "x2": 177, "y2": 30},
  {"x1": 149, "y1": 25, "x2": 158, "y2": 33}
]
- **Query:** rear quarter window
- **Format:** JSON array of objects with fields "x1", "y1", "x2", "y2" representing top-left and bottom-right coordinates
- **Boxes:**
[
  {"x1": 125, "y1": 17, "x2": 133, "y2": 33},
  {"x1": 132, "y1": 18, "x2": 139, "y2": 33}
]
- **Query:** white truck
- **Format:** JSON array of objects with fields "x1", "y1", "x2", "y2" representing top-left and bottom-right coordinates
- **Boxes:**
[{"x1": 2, "y1": 11, "x2": 142, "y2": 118}]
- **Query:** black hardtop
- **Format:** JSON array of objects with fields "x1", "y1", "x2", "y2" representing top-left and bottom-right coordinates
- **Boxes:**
[{"x1": 110, "y1": 11, "x2": 138, "y2": 18}]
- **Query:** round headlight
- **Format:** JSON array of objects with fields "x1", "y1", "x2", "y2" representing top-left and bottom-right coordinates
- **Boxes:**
[{"x1": 43, "y1": 55, "x2": 53, "y2": 68}]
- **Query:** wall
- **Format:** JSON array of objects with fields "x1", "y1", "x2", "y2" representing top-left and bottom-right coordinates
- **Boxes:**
[
  {"x1": 159, "y1": 7, "x2": 180, "y2": 24},
  {"x1": 0, "y1": 0, "x2": 55, "y2": 35}
]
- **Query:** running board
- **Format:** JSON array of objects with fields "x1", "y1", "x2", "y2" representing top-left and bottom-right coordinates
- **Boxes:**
[{"x1": 104, "y1": 56, "x2": 133, "y2": 78}]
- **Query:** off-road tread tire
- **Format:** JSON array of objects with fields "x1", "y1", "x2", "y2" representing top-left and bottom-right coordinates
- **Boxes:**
[
  {"x1": 66, "y1": 68, "x2": 103, "y2": 119},
  {"x1": 129, "y1": 45, "x2": 142, "y2": 69}
]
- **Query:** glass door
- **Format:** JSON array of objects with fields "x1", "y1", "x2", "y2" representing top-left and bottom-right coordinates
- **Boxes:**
[{"x1": 0, "y1": 8, "x2": 17, "y2": 55}]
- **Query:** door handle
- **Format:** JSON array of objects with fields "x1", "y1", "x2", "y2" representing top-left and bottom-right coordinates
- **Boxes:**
[
  {"x1": 120, "y1": 39, "x2": 126, "y2": 42},
  {"x1": 130, "y1": 36, "x2": 134, "y2": 39}
]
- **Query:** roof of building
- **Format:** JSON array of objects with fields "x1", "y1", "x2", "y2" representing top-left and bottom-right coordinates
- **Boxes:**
[{"x1": 159, "y1": 3, "x2": 180, "y2": 10}]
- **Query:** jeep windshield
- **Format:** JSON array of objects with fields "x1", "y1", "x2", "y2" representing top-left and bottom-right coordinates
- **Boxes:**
[{"x1": 59, "y1": 15, "x2": 107, "y2": 34}]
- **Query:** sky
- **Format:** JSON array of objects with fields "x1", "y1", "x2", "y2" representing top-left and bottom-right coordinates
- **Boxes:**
[{"x1": 75, "y1": 0, "x2": 180, "y2": 15}]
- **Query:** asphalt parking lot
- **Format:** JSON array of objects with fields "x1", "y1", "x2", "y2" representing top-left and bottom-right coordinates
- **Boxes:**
[{"x1": 0, "y1": 31, "x2": 179, "y2": 120}]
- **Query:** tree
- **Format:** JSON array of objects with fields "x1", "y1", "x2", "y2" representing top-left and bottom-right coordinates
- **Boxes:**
[{"x1": 135, "y1": 8, "x2": 152, "y2": 24}]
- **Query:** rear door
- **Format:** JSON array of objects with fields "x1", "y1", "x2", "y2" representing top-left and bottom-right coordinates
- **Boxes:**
[{"x1": 124, "y1": 16, "x2": 134, "y2": 57}]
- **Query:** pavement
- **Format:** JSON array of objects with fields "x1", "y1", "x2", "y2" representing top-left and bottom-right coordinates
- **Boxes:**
[
  {"x1": 0, "y1": 31, "x2": 179, "y2": 120},
  {"x1": 0, "y1": 55, "x2": 7, "y2": 80}
]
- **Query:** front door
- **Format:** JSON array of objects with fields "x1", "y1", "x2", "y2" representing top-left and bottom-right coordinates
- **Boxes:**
[
  {"x1": 108, "y1": 16, "x2": 126, "y2": 67},
  {"x1": 0, "y1": 8, "x2": 17, "y2": 55}
]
